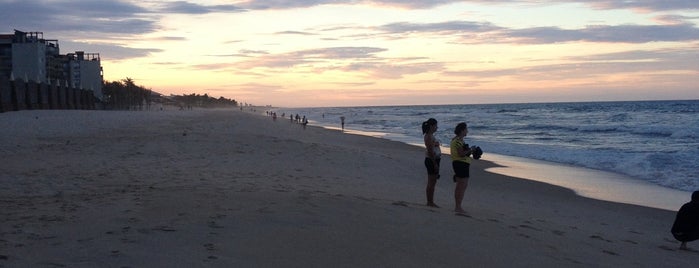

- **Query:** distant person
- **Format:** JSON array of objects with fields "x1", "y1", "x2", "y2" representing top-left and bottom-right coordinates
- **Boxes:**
[
  {"x1": 672, "y1": 191, "x2": 699, "y2": 250},
  {"x1": 340, "y1": 116, "x2": 346, "y2": 131},
  {"x1": 422, "y1": 118, "x2": 441, "y2": 207},
  {"x1": 302, "y1": 116, "x2": 308, "y2": 129},
  {"x1": 450, "y1": 122, "x2": 473, "y2": 215}
]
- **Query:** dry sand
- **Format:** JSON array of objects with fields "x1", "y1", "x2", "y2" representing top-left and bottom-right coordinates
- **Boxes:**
[{"x1": 1, "y1": 108, "x2": 698, "y2": 267}]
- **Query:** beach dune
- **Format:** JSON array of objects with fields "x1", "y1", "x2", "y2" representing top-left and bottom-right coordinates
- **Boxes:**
[{"x1": 1, "y1": 109, "x2": 697, "y2": 267}]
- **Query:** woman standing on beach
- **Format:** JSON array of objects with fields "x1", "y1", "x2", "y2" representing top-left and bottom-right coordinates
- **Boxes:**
[
  {"x1": 422, "y1": 118, "x2": 441, "y2": 207},
  {"x1": 450, "y1": 122, "x2": 472, "y2": 215}
]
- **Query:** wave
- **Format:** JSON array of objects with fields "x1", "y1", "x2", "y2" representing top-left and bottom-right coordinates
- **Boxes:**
[
  {"x1": 279, "y1": 100, "x2": 699, "y2": 192},
  {"x1": 629, "y1": 127, "x2": 674, "y2": 138}
]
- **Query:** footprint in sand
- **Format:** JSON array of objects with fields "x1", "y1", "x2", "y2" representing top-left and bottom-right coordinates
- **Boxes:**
[
  {"x1": 659, "y1": 245, "x2": 699, "y2": 253},
  {"x1": 518, "y1": 224, "x2": 542, "y2": 232},
  {"x1": 204, "y1": 243, "x2": 216, "y2": 251},
  {"x1": 589, "y1": 235, "x2": 613, "y2": 243},
  {"x1": 152, "y1": 225, "x2": 176, "y2": 232},
  {"x1": 659, "y1": 245, "x2": 676, "y2": 251},
  {"x1": 208, "y1": 221, "x2": 224, "y2": 229},
  {"x1": 602, "y1": 250, "x2": 619, "y2": 256},
  {"x1": 552, "y1": 230, "x2": 566, "y2": 236},
  {"x1": 391, "y1": 201, "x2": 409, "y2": 207}
]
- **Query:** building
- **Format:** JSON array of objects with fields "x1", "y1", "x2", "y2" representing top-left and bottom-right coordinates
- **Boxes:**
[
  {"x1": 65, "y1": 51, "x2": 103, "y2": 100},
  {"x1": 0, "y1": 30, "x2": 103, "y2": 100}
]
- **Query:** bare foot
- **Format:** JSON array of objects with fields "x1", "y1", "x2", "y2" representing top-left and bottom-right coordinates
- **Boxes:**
[
  {"x1": 680, "y1": 242, "x2": 688, "y2": 250},
  {"x1": 426, "y1": 202, "x2": 440, "y2": 208},
  {"x1": 454, "y1": 208, "x2": 466, "y2": 215}
]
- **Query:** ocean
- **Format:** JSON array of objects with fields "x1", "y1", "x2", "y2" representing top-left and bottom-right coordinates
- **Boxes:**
[{"x1": 278, "y1": 100, "x2": 698, "y2": 207}]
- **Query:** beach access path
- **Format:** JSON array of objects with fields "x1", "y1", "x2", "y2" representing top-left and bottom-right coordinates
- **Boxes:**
[{"x1": 1, "y1": 108, "x2": 697, "y2": 267}]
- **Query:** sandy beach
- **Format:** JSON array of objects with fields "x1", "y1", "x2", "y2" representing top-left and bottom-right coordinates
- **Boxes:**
[{"x1": 1, "y1": 108, "x2": 698, "y2": 267}]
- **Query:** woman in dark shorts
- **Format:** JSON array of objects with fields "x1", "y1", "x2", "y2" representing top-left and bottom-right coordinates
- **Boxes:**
[
  {"x1": 450, "y1": 122, "x2": 472, "y2": 215},
  {"x1": 422, "y1": 118, "x2": 441, "y2": 207}
]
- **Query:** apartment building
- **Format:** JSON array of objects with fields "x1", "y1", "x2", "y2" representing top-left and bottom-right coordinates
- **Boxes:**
[{"x1": 0, "y1": 30, "x2": 103, "y2": 100}]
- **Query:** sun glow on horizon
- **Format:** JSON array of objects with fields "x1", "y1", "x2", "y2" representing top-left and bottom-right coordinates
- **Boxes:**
[{"x1": 8, "y1": 0, "x2": 694, "y2": 107}]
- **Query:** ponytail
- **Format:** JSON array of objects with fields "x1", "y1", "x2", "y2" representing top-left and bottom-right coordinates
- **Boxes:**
[{"x1": 422, "y1": 118, "x2": 437, "y2": 134}]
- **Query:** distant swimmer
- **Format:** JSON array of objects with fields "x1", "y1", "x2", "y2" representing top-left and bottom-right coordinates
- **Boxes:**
[{"x1": 672, "y1": 191, "x2": 699, "y2": 250}]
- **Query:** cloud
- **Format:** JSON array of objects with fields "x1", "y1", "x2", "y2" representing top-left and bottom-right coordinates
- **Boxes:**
[
  {"x1": 0, "y1": 0, "x2": 248, "y2": 60},
  {"x1": 379, "y1": 21, "x2": 503, "y2": 34},
  {"x1": 190, "y1": 63, "x2": 236, "y2": 71},
  {"x1": 231, "y1": 46, "x2": 442, "y2": 79},
  {"x1": 653, "y1": 14, "x2": 699, "y2": 25},
  {"x1": 568, "y1": 47, "x2": 699, "y2": 71},
  {"x1": 151, "y1": 36, "x2": 188, "y2": 41},
  {"x1": 154, "y1": 1, "x2": 246, "y2": 14},
  {"x1": 275, "y1": 31, "x2": 317, "y2": 35},
  {"x1": 219, "y1": 0, "x2": 699, "y2": 11},
  {"x1": 239, "y1": 49, "x2": 270, "y2": 55},
  {"x1": 202, "y1": 49, "x2": 271, "y2": 58},
  {"x1": 505, "y1": 24, "x2": 699, "y2": 44},
  {"x1": 372, "y1": 20, "x2": 699, "y2": 44},
  {"x1": 61, "y1": 41, "x2": 162, "y2": 60},
  {"x1": 235, "y1": 0, "x2": 461, "y2": 10},
  {"x1": 340, "y1": 61, "x2": 443, "y2": 78},
  {"x1": 234, "y1": 47, "x2": 386, "y2": 69},
  {"x1": 0, "y1": 0, "x2": 157, "y2": 35},
  {"x1": 0, "y1": 0, "x2": 246, "y2": 36},
  {"x1": 298, "y1": 47, "x2": 386, "y2": 59},
  {"x1": 194, "y1": 46, "x2": 437, "y2": 79},
  {"x1": 237, "y1": 0, "x2": 699, "y2": 12},
  {"x1": 444, "y1": 46, "x2": 699, "y2": 81},
  {"x1": 584, "y1": 0, "x2": 699, "y2": 11}
]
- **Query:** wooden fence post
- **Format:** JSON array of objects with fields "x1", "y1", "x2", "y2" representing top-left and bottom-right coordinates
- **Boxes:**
[
  {"x1": 23, "y1": 80, "x2": 32, "y2": 110},
  {"x1": 13, "y1": 79, "x2": 26, "y2": 111},
  {"x1": 57, "y1": 80, "x2": 65, "y2": 109},
  {"x1": 65, "y1": 81, "x2": 74, "y2": 109},
  {"x1": 74, "y1": 88, "x2": 81, "y2": 110},
  {"x1": 0, "y1": 76, "x2": 8, "y2": 112},
  {"x1": 39, "y1": 82, "x2": 49, "y2": 109},
  {"x1": 48, "y1": 79, "x2": 57, "y2": 109}
]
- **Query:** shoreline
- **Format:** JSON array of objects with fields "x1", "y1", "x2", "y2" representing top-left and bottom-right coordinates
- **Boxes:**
[
  {"x1": 2, "y1": 109, "x2": 698, "y2": 267},
  {"x1": 484, "y1": 153, "x2": 691, "y2": 211},
  {"x1": 312, "y1": 121, "x2": 691, "y2": 211}
]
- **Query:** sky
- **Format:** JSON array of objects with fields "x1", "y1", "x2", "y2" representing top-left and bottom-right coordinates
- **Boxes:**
[{"x1": 1, "y1": 0, "x2": 698, "y2": 107}]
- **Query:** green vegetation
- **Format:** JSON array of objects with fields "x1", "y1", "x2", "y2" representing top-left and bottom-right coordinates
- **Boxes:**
[{"x1": 102, "y1": 78, "x2": 237, "y2": 110}]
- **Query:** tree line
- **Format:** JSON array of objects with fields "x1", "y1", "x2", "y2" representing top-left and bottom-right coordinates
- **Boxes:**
[{"x1": 102, "y1": 78, "x2": 238, "y2": 110}]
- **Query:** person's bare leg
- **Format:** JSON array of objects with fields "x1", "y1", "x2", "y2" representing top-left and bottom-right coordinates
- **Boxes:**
[
  {"x1": 680, "y1": 242, "x2": 688, "y2": 250},
  {"x1": 454, "y1": 178, "x2": 468, "y2": 214},
  {"x1": 426, "y1": 176, "x2": 439, "y2": 207}
]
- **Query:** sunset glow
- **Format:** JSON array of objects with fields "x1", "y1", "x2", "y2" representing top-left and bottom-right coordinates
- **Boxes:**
[{"x1": 2, "y1": 0, "x2": 698, "y2": 107}]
